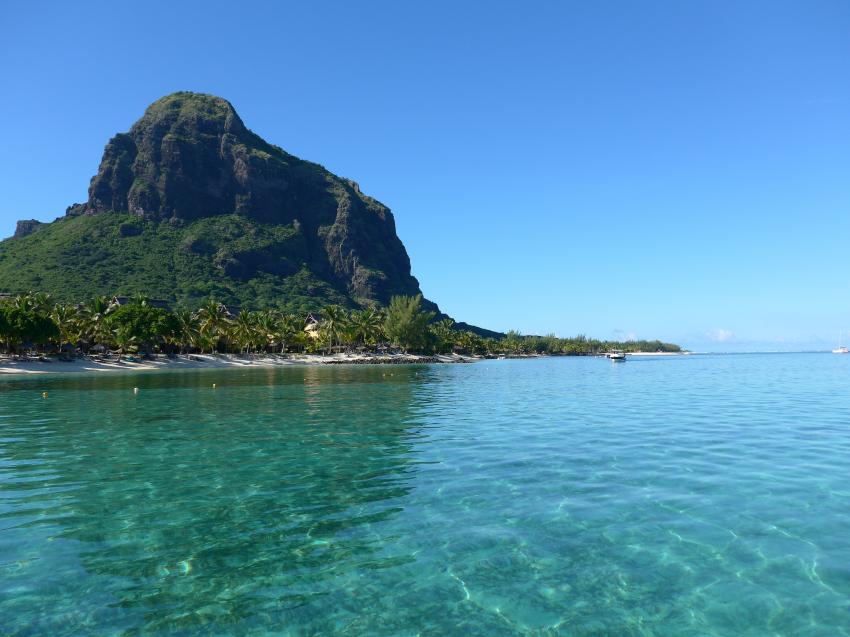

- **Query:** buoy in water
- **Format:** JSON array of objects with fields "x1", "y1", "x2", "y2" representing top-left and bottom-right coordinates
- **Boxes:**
[
  {"x1": 42, "y1": 392, "x2": 48, "y2": 398},
  {"x1": 212, "y1": 383, "x2": 217, "y2": 388},
  {"x1": 133, "y1": 387, "x2": 139, "y2": 394}
]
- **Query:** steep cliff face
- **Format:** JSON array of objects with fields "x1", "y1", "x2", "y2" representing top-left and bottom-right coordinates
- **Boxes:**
[
  {"x1": 13, "y1": 220, "x2": 43, "y2": 239},
  {"x1": 86, "y1": 94, "x2": 288, "y2": 222},
  {"x1": 3, "y1": 92, "x2": 427, "y2": 309}
]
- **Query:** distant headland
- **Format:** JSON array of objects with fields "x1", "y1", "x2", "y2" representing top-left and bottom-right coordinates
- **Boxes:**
[{"x1": 0, "y1": 93, "x2": 679, "y2": 367}]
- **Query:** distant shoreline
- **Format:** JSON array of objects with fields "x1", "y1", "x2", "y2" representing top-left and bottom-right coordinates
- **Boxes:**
[
  {"x1": 6, "y1": 350, "x2": 834, "y2": 376},
  {"x1": 0, "y1": 350, "x2": 705, "y2": 376},
  {"x1": 625, "y1": 351, "x2": 691, "y2": 356},
  {"x1": 0, "y1": 352, "x2": 481, "y2": 375}
]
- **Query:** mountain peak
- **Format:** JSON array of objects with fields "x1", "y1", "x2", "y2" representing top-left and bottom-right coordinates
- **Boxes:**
[
  {"x1": 85, "y1": 92, "x2": 278, "y2": 219},
  {"x1": 1, "y1": 93, "x2": 433, "y2": 312},
  {"x1": 133, "y1": 92, "x2": 246, "y2": 138}
]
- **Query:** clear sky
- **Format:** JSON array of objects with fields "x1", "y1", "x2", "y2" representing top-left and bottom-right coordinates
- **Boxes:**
[{"x1": 1, "y1": 1, "x2": 848, "y2": 351}]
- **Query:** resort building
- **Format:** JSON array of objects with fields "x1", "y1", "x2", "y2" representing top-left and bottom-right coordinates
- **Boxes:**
[{"x1": 304, "y1": 313, "x2": 321, "y2": 340}]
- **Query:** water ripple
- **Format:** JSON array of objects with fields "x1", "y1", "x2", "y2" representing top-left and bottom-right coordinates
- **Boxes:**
[{"x1": 1, "y1": 355, "x2": 850, "y2": 635}]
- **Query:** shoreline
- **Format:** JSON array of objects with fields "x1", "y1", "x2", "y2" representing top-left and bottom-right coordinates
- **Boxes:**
[
  {"x1": 0, "y1": 352, "x2": 480, "y2": 376},
  {"x1": 0, "y1": 350, "x2": 695, "y2": 376}
]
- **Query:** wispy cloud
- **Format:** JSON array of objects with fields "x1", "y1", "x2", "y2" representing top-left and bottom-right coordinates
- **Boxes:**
[
  {"x1": 613, "y1": 329, "x2": 637, "y2": 341},
  {"x1": 706, "y1": 328, "x2": 734, "y2": 343}
]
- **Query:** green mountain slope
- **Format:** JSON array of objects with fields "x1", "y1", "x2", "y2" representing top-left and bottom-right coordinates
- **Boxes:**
[
  {"x1": 0, "y1": 92, "x2": 428, "y2": 315},
  {"x1": 0, "y1": 212, "x2": 353, "y2": 314}
]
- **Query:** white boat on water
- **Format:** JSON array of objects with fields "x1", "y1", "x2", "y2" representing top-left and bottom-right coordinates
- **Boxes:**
[
  {"x1": 834, "y1": 332, "x2": 849, "y2": 354},
  {"x1": 607, "y1": 350, "x2": 627, "y2": 361}
]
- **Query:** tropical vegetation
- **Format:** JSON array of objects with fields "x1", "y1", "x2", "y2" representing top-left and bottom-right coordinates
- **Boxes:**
[{"x1": 0, "y1": 291, "x2": 681, "y2": 361}]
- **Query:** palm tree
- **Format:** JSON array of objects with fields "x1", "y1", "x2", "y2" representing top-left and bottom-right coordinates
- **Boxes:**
[
  {"x1": 5, "y1": 293, "x2": 60, "y2": 355},
  {"x1": 12, "y1": 293, "x2": 36, "y2": 313},
  {"x1": 195, "y1": 332, "x2": 216, "y2": 355},
  {"x1": 31, "y1": 292, "x2": 54, "y2": 314},
  {"x1": 197, "y1": 300, "x2": 230, "y2": 353},
  {"x1": 232, "y1": 310, "x2": 259, "y2": 355},
  {"x1": 276, "y1": 313, "x2": 302, "y2": 354},
  {"x1": 431, "y1": 318, "x2": 456, "y2": 354},
  {"x1": 50, "y1": 304, "x2": 80, "y2": 352},
  {"x1": 112, "y1": 324, "x2": 139, "y2": 363},
  {"x1": 456, "y1": 331, "x2": 479, "y2": 355},
  {"x1": 341, "y1": 322, "x2": 358, "y2": 350},
  {"x1": 319, "y1": 305, "x2": 347, "y2": 354},
  {"x1": 80, "y1": 295, "x2": 113, "y2": 346},
  {"x1": 254, "y1": 309, "x2": 280, "y2": 353},
  {"x1": 173, "y1": 309, "x2": 199, "y2": 354},
  {"x1": 349, "y1": 307, "x2": 385, "y2": 348}
]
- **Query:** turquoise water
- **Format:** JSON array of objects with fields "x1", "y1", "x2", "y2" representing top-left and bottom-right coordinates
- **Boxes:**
[{"x1": 1, "y1": 354, "x2": 850, "y2": 636}]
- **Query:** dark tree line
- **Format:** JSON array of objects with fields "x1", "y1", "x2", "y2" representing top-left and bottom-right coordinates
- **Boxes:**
[{"x1": 0, "y1": 292, "x2": 680, "y2": 360}]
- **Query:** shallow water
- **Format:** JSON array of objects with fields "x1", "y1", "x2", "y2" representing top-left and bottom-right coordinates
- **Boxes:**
[{"x1": 1, "y1": 354, "x2": 850, "y2": 636}]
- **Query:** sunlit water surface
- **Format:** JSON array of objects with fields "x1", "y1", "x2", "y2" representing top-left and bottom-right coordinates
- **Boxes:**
[{"x1": 2, "y1": 354, "x2": 850, "y2": 636}]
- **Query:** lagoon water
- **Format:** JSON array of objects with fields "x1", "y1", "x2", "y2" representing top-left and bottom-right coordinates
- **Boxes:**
[{"x1": 1, "y1": 354, "x2": 850, "y2": 636}]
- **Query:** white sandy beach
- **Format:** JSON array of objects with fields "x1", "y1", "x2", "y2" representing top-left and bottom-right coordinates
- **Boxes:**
[{"x1": 0, "y1": 352, "x2": 479, "y2": 375}]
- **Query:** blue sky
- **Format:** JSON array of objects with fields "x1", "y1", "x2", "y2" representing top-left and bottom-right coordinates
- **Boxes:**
[{"x1": 1, "y1": 1, "x2": 848, "y2": 350}]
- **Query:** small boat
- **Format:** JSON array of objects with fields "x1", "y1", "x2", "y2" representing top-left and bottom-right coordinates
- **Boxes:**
[
  {"x1": 607, "y1": 350, "x2": 627, "y2": 361},
  {"x1": 834, "y1": 331, "x2": 849, "y2": 354}
]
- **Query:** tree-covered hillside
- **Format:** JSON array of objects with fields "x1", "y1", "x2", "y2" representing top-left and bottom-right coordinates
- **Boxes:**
[
  {"x1": 0, "y1": 212, "x2": 353, "y2": 314},
  {"x1": 0, "y1": 92, "x2": 430, "y2": 315}
]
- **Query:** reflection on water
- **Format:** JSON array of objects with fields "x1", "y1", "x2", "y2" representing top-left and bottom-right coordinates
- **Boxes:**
[
  {"x1": 0, "y1": 366, "x2": 429, "y2": 634},
  {"x1": 2, "y1": 355, "x2": 850, "y2": 636}
]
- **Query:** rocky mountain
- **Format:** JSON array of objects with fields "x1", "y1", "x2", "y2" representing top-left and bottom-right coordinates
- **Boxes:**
[
  {"x1": 13, "y1": 220, "x2": 43, "y2": 239},
  {"x1": 0, "y1": 92, "x2": 474, "y2": 324}
]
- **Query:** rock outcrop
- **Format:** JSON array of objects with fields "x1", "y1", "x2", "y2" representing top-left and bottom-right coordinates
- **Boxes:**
[
  {"x1": 0, "y1": 92, "x2": 502, "y2": 336},
  {"x1": 13, "y1": 219, "x2": 43, "y2": 239},
  {"x1": 79, "y1": 92, "x2": 423, "y2": 304}
]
